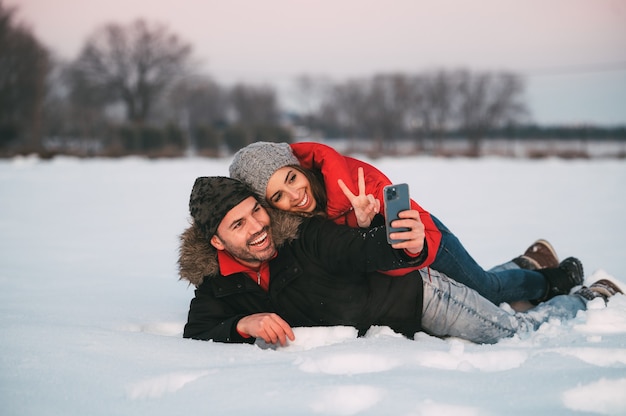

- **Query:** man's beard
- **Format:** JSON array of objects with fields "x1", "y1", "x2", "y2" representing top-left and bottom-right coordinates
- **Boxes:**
[{"x1": 220, "y1": 227, "x2": 276, "y2": 266}]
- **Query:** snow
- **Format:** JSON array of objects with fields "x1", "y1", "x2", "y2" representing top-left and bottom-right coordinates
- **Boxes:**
[{"x1": 1, "y1": 154, "x2": 625, "y2": 415}]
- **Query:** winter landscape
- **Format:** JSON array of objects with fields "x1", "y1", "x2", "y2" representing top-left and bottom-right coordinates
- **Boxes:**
[{"x1": 1, "y1": 150, "x2": 625, "y2": 415}]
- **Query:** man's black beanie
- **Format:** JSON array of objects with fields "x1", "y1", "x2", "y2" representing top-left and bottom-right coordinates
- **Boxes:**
[{"x1": 189, "y1": 176, "x2": 256, "y2": 239}]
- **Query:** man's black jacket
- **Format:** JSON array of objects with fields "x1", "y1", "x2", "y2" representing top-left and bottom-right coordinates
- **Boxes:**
[{"x1": 179, "y1": 212, "x2": 426, "y2": 343}]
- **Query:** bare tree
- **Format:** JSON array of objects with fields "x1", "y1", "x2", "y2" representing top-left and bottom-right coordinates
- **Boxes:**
[
  {"x1": 40, "y1": 56, "x2": 112, "y2": 156},
  {"x1": 456, "y1": 70, "x2": 527, "y2": 155},
  {"x1": 167, "y1": 76, "x2": 227, "y2": 152},
  {"x1": 411, "y1": 70, "x2": 458, "y2": 154},
  {"x1": 169, "y1": 76, "x2": 227, "y2": 127},
  {"x1": 230, "y1": 83, "x2": 279, "y2": 126},
  {"x1": 366, "y1": 74, "x2": 412, "y2": 153},
  {"x1": 324, "y1": 79, "x2": 370, "y2": 147},
  {"x1": 311, "y1": 69, "x2": 527, "y2": 156},
  {"x1": 68, "y1": 19, "x2": 192, "y2": 124},
  {"x1": 226, "y1": 83, "x2": 286, "y2": 149},
  {"x1": 55, "y1": 58, "x2": 114, "y2": 142},
  {"x1": 0, "y1": 1, "x2": 49, "y2": 152}
]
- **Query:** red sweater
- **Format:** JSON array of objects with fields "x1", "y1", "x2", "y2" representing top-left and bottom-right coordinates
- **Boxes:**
[{"x1": 291, "y1": 142, "x2": 441, "y2": 269}]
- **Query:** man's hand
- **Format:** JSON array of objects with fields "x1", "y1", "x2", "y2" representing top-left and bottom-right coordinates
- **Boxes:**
[
  {"x1": 388, "y1": 209, "x2": 425, "y2": 254},
  {"x1": 338, "y1": 167, "x2": 380, "y2": 228},
  {"x1": 236, "y1": 313, "x2": 295, "y2": 346}
]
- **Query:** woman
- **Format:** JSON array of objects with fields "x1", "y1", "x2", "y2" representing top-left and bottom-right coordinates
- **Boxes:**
[{"x1": 229, "y1": 141, "x2": 583, "y2": 305}]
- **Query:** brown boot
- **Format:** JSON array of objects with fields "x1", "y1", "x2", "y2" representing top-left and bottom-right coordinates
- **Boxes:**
[
  {"x1": 513, "y1": 239, "x2": 559, "y2": 270},
  {"x1": 576, "y1": 279, "x2": 623, "y2": 304}
]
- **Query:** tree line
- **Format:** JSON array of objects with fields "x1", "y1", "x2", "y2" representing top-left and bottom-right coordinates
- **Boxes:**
[{"x1": 1, "y1": 2, "x2": 624, "y2": 159}]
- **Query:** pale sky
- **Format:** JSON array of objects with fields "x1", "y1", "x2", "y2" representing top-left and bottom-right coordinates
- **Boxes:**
[{"x1": 10, "y1": 0, "x2": 626, "y2": 125}]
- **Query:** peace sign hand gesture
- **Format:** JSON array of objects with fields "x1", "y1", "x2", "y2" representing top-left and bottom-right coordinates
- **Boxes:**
[{"x1": 338, "y1": 167, "x2": 381, "y2": 228}]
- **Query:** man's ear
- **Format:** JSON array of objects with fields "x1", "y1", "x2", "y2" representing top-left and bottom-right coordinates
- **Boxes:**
[{"x1": 210, "y1": 234, "x2": 225, "y2": 251}]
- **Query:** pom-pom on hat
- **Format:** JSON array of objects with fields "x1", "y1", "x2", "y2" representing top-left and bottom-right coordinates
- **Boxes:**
[
  {"x1": 229, "y1": 141, "x2": 300, "y2": 198},
  {"x1": 189, "y1": 176, "x2": 256, "y2": 239}
]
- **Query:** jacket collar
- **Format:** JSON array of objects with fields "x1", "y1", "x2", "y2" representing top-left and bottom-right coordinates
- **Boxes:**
[{"x1": 178, "y1": 207, "x2": 303, "y2": 287}]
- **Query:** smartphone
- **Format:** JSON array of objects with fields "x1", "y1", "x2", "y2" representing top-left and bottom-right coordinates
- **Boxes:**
[{"x1": 383, "y1": 183, "x2": 411, "y2": 244}]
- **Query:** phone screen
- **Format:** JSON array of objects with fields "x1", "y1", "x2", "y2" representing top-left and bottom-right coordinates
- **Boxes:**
[{"x1": 383, "y1": 183, "x2": 411, "y2": 244}]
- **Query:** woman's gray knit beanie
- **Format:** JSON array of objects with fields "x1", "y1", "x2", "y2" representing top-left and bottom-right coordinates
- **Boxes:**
[{"x1": 229, "y1": 141, "x2": 300, "y2": 198}]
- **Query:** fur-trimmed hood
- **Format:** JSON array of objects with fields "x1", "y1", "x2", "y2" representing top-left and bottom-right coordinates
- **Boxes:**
[{"x1": 178, "y1": 208, "x2": 304, "y2": 287}]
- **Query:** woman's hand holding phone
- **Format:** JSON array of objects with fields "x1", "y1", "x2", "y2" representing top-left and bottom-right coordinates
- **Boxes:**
[
  {"x1": 388, "y1": 209, "x2": 425, "y2": 254},
  {"x1": 384, "y1": 183, "x2": 424, "y2": 254}
]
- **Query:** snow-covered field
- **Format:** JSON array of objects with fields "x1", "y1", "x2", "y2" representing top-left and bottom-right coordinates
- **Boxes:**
[{"x1": 1, "y1": 154, "x2": 625, "y2": 415}]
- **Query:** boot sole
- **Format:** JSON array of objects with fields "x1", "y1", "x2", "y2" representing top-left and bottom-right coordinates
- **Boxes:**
[{"x1": 560, "y1": 257, "x2": 584, "y2": 286}]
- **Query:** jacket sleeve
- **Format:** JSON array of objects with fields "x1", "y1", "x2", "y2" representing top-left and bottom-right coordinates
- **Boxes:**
[
  {"x1": 183, "y1": 288, "x2": 255, "y2": 344},
  {"x1": 344, "y1": 156, "x2": 441, "y2": 268},
  {"x1": 299, "y1": 217, "x2": 427, "y2": 275},
  {"x1": 291, "y1": 142, "x2": 441, "y2": 268}
]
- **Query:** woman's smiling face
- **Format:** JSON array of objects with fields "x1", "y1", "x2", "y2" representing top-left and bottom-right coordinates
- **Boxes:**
[{"x1": 265, "y1": 166, "x2": 317, "y2": 213}]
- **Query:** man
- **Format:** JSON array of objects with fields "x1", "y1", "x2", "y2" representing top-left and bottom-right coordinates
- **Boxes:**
[{"x1": 179, "y1": 177, "x2": 622, "y2": 346}]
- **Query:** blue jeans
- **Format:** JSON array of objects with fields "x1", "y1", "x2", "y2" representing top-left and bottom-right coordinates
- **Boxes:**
[
  {"x1": 420, "y1": 268, "x2": 587, "y2": 344},
  {"x1": 429, "y1": 216, "x2": 547, "y2": 304}
]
